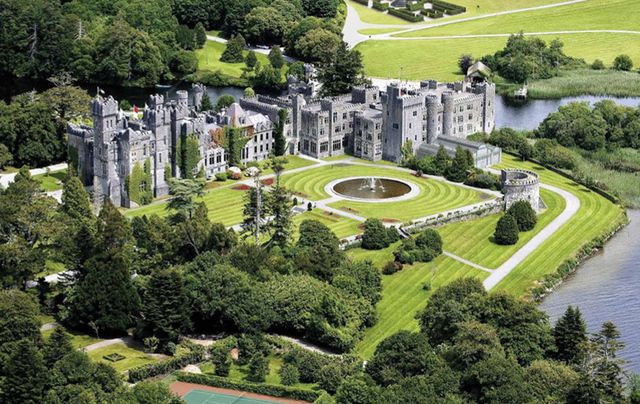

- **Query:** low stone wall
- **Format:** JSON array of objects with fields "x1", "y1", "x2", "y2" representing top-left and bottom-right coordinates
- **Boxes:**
[{"x1": 403, "y1": 199, "x2": 503, "y2": 234}]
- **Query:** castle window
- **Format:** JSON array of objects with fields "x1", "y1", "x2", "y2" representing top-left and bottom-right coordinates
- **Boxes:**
[
  {"x1": 467, "y1": 104, "x2": 472, "y2": 110},
  {"x1": 217, "y1": 154, "x2": 222, "y2": 163},
  {"x1": 459, "y1": 126, "x2": 463, "y2": 132},
  {"x1": 333, "y1": 140, "x2": 341, "y2": 151},
  {"x1": 209, "y1": 155, "x2": 214, "y2": 165},
  {"x1": 320, "y1": 142, "x2": 328, "y2": 153},
  {"x1": 413, "y1": 111, "x2": 417, "y2": 116},
  {"x1": 260, "y1": 134, "x2": 263, "y2": 141},
  {"x1": 343, "y1": 113, "x2": 347, "y2": 119},
  {"x1": 459, "y1": 106, "x2": 463, "y2": 112},
  {"x1": 392, "y1": 123, "x2": 399, "y2": 129},
  {"x1": 260, "y1": 145, "x2": 263, "y2": 152},
  {"x1": 332, "y1": 112, "x2": 337, "y2": 122},
  {"x1": 468, "y1": 114, "x2": 473, "y2": 120},
  {"x1": 143, "y1": 145, "x2": 147, "y2": 156}
]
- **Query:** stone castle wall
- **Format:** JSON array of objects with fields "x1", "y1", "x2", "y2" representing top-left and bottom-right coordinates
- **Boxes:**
[{"x1": 501, "y1": 169, "x2": 540, "y2": 212}]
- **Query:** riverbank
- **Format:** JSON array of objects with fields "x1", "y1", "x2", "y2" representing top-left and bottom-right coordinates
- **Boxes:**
[{"x1": 497, "y1": 69, "x2": 640, "y2": 99}]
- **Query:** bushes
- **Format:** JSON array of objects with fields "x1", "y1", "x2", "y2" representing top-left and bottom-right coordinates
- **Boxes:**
[
  {"x1": 507, "y1": 200, "x2": 537, "y2": 231},
  {"x1": 388, "y1": 8, "x2": 424, "y2": 22},
  {"x1": 422, "y1": 9, "x2": 444, "y2": 18},
  {"x1": 176, "y1": 372, "x2": 322, "y2": 402},
  {"x1": 464, "y1": 170, "x2": 501, "y2": 190},
  {"x1": 215, "y1": 172, "x2": 228, "y2": 182},
  {"x1": 372, "y1": 1, "x2": 389, "y2": 11},
  {"x1": 128, "y1": 346, "x2": 205, "y2": 382},
  {"x1": 279, "y1": 363, "x2": 300, "y2": 386},
  {"x1": 494, "y1": 214, "x2": 519, "y2": 245},
  {"x1": 431, "y1": 0, "x2": 466, "y2": 15},
  {"x1": 394, "y1": 228, "x2": 442, "y2": 264},
  {"x1": 406, "y1": 1, "x2": 425, "y2": 11},
  {"x1": 383, "y1": 260, "x2": 403, "y2": 275},
  {"x1": 351, "y1": 0, "x2": 368, "y2": 4},
  {"x1": 613, "y1": 54, "x2": 633, "y2": 71},
  {"x1": 361, "y1": 219, "x2": 399, "y2": 250}
]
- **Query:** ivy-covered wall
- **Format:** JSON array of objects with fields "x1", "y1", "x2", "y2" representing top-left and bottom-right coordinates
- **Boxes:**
[
  {"x1": 177, "y1": 134, "x2": 201, "y2": 179},
  {"x1": 221, "y1": 126, "x2": 249, "y2": 166},
  {"x1": 126, "y1": 159, "x2": 153, "y2": 205}
]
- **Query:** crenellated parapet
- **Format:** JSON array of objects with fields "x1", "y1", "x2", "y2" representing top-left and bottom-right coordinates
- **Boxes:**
[{"x1": 501, "y1": 169, "x2": 541, "y2": 212}]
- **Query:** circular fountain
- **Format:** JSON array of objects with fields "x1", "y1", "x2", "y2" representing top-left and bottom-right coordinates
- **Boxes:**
[{"x1": 326, "y1": 176, "x2": 419, "y2": 203}]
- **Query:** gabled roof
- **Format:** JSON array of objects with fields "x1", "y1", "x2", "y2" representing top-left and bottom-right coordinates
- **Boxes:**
[{"x1": 466, "y1": 61, "x2": 491, "y2": 78}]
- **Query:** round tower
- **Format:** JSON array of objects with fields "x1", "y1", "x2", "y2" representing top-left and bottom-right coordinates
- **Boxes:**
[
  {"x1": 501, "y1": 169, "x2": 541, "y2": 213},
  {"x1": 426, "y1": 95, "x2": 439, "y2": 144},
  {"x1": 442, "y1": 91, "x2": 455, "y2": 136}
]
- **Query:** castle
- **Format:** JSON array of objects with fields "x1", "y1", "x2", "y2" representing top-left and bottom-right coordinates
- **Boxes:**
[{"x1": 68, "y1": 73, "x2": 500, "y2": 208}]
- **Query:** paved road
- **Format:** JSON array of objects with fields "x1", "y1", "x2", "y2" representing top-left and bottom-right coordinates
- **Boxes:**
[
  {"x1": 0, "y1": 162, "x2": 67, "y2": 188},
  {"x1": 376, "y1": 29, "x2": 640, "y2": 41},
  {"x1": 83, "y1": 336, "x2": 133, "y2": 352},
  {"x1": 206, "y1": 35, "x2": 297, "y2": 63},
  {"x1": 482, "y1": 177, "x2": 581, "y2": 290},
  {"x1": 342, "y1": 0, "x2": 588, "y2": 47}
]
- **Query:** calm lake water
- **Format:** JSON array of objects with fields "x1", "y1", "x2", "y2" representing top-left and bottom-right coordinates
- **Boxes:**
[
  {"x1": 496, "y1": 95, "x2": 640, "y2": 130},
  {"x1": 540, "y1": 210, "x2": 640, "y2": 373}
]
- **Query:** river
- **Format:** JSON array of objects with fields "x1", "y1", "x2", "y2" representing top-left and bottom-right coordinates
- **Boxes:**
[{"x1": 540, "y1": 210, "x2": 640, "y2": 373}]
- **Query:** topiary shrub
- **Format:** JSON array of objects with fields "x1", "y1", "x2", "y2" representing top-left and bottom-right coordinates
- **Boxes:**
[
  {"x1": 494, "y1": 214, "x2": 519, "y2": 245},
  {"x1": 248, "y1": 353, "x2": 269, "y2": 382},
  {"x1": 507, "y1": 200, "x2": 537, "y2": 231},
  {"x1": 415, "y1": 228, "x2": 443, "y2": 255}
]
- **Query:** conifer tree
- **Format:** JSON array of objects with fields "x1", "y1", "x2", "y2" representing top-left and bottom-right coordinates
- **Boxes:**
[
  {"x1": 553, "y1": 305, "x2": 587, "y2": 364},
  {"x1": 248, "y1": 352, "x2": 269, "y2": 382},
  {"x1": 0, "y1": 339, "x2": 48, "y2": 403},
  {"x1": 268, "y1": 46, "x2": 285, "y2": 69},
  {"x1": 140, "y1": 268, "x2": 191, "y2": 346},
  {"x1": 267, "y1": 159, "x2": 292, "y2": 248},
  {"x1": 434, "y1": 145, "x2": 451, "y2": 176},
  {"x1": 273, "y1": 109, "x2": 288, "y2": 156},
  {"x1": 446, "y1": 146, "x2": 471, "y2": 182},
  {"x1": 220, "y1": 35, "x2": 245, "y2": 63},
  {"x1": 317, "y1": 41, "x2": 367, "y2": 96},
  {"x1": 61, "y1": 175, "x2": 92, "y2": 221},
  {"x1": 591, "y1": 321, "x2": 625, "y2": 400},
  {"x1": 245, "y1": 50, "x2": 258, "y2": 69},
  {"x1": 200, "y1": 92, "x2": 213, "y2": 111},
  {"x1": 43, "y1": 327, "x2": 74, "y2": 367},
  {"x1": 194, "y1": 22, "x2": 207, "y2": 48},
  {"x1": 494, "y1": 214, "x2": 519, "y2": 245},
  {"x1": 507, "y1": 200, "x2": 537, "y2": 231}
]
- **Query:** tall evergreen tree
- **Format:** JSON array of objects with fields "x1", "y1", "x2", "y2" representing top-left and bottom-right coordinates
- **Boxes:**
[
  {"x1": 43, "y1": 327, "x2": 74, "y2": 367},
  {"x1": 433, "y1": 145, "x2": 451, "y2": 176},
  {"x1": 494, "y1": 214, "x2": 519, "y2": 245},
  {"x1": 268, "y1": 46, "x2": 285, "y2": 69},
  {"x1": 61, "y1": 176, "x2": 92, "y2": 221},
  {"x1": 553, "y1": 305, "x2": 587, "y2": 364},
  {"x1": 194, "y1": 22, "x2": 207, "y2": 48},
  {"x1": 591, "y1": 321, "x2": 625, "y2": 400},
  {"x1": 140, "y1": 268, "x2": 191, "y2": 346},
  {"x1": 446, "y1": 146, "x2": 471, "y2": 182},
  {"x1": 267, "y1": 158, "x2": 292, "y2": 247},
  {"x1": 245, "y1": 50, "x2": 258, "y2": 69},
  {"x1": 273, "y1": 109, "x2": 288, "y2": 156},
  {"x1": 0, "y1": 339, "x2": 48, "y2": 404},
  {"x1": 200, "y1": 92, "x2": 213, "y2": 111},
  {"x1": 318, "y1": 41, "x2": 367, "y2": 96},
  {"x1": 220, "y1": 34, "x2": 245, "y2": 63}
]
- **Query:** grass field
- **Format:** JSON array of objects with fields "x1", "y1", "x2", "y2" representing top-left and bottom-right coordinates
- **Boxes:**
[
  {"x1": 34, "y1": 169, "x2": 66, "y2": 192},
  {"x1": 88, "y1": 343, "x2": 162, "y2": 372},
  {"x1": 195, "y1": 41, "x2": 269, "y2": 78},
  {"x1": 396, "y1": 0, "x2": 640, "y2": 37},
  {"x1": 41, "y1": 327, "x2": 102, "y2": 349},
  {"x1": 293, "y1": 209, "x2": 362, "y2": 240},
  {"x1": 125, "y1": 186, "x2": 247, "y2": 226},
  {"x1": 438, "y1": 188, "x2": 565, "y2": 268},
  {"x1": 491, "y1": 154, "x2": 626, "y2": 297},
  {"x1": 124, "y1": 156, "x2": 319, "y2": 225},
  {"x1": 351, "y1": 251, "x2": 489, "y2": 358},
  {"x1": 346, "y1": 0, "x2": 411, "y2": 25},
  {"x1": 358, "y1": 28, "x2": 409, "y2": 35},
  {"x1": 522, "y1": 69, "x2": 640, "y2": 99},
  {"x1": 281, "y1": 164, "x2": 488, "y2": 222}
]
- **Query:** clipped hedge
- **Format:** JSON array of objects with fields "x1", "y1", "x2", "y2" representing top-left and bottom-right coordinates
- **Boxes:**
[
  {"x1": 176, "y1": 372, "x2": 323, "y2": 402},
  {"x1": 372, "y1": 0, "x2": 388, "y2": 11},
  {"x1": 421, "y1": 9, "x2": 443, "y2": 18},
  {"x1": 352, "y1": 0, "x2": 369, "y2": 5},
  {"x1": 128, "y1": 348, "x2": 205, "y2": 383},
  {"x1": 406, "y1": 0, "x2": 424, "y2": 11},
  {"x1": 388, "y1": 8, "x2": 424, "y2": 22},
  {"x1": 431, "y1": 0, "x2": 466, "y2": 14}
]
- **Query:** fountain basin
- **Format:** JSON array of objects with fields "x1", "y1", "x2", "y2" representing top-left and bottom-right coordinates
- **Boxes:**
[{"x1": 325, "y1": 176, "x2": 420, "y2": 203}]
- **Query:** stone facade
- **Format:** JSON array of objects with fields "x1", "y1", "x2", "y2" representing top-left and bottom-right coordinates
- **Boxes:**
[
  {"x1": 501, "y1": 169, "x2": 541, "y2": 213},
  {"x1": 69, "y1": 75, "x2": 500, "y2": 207}
]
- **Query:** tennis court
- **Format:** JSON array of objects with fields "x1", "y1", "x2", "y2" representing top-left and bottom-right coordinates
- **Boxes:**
[
  {"x1": 171, "y1": 382, "x2": 308, "y2": 404},
  {"x1": 184, "y1": 389, "x2": 279, "y2": 404}
]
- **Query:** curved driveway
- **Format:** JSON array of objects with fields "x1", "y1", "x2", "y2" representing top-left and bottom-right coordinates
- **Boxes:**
[{"x1": 482, "y1": 173, "x2": 581, "y2": 290}]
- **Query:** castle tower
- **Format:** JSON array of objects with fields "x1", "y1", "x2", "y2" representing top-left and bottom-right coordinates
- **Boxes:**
[
  {"x1": 291, "y1": 94, "x2": 305, "y2": 152},
  {"x1": 442, "y1": 91, "x2": 455, "y2": 136},
  {"x1": 426, "y1": 95, "x2": 439, "y2": 144},
  {"x1": 481, "y1": 82, "x2": 496, "y2": 133},
  {"x1": 144, "y1": 94, "x2": 170, "y2": 197},
  {"x1": 91, "y1": 95, "x2": 120, "y2": 209}
]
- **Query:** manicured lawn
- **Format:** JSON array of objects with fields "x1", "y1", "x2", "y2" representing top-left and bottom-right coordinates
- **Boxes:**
[
  {"x1": 356, "y1": 37, "x2": 506, "y2": 81},
  {"x1": 88, "y1": 343, "x2": 162, "y2": 372},
  {"x1": 195, "y1": 41, "x2": 269, "y2": 78},
  {"x1": 281, "y1": 163, "x2": 488, "y2": 217},
  {"x1": 358, "y1": 28, "x2": 409, "y2": 35},
  {"x1": 352, "y1": 252, "x2": 489, "y2": 358},
  {"x1": 34, "y1": 169, "x2": 67, "y2": 192},
  {"x1": 293, "y1": 209, "x2": 362, "y2": 240},
  {"x1": 38, "y1": 260, "x2": 65, "y2": 277},
  {"x1": 438, "y1": 188, "x2": 565, "y2": 269},
  {"x1": 397, "y1": 0, "x2": 640, "y2": 37},
  {"x1": 346, "y1": 0, "x2": 412, "y2": 25},
  {"x1": 260, "y1": 155, "x2": 318, "y2": 175},
  {"x1": 125, "y1": 186, "x2": 247, "y2": 227},
  {"x1": 491, "y1": 154, "x2": 626, "y2": 297},
  {"x1": 42, "y1": 327, "x2": 102, "y2": 349}
]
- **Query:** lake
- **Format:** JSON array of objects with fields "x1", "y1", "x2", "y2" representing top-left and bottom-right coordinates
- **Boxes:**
[
  {"x1": 496, "y1": 95, "x2": 640, "y2": 131},
  {"x1": 540, "y1": 210, "x2": 640, "y2": 373}
]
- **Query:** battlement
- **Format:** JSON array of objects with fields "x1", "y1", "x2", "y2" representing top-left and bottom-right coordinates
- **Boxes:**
[
  {"x1": 91, "y1": 96, "x2": 118, "y2": 117},
  {"x1": 148, "y1": 94, "x2": 165, "y2": 109},
  {"x1": 502, "y1": 169, "x2": 540, "y2": 187}
]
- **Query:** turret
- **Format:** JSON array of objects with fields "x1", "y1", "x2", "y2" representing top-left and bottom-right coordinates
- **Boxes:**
[
  {"x1": 442, "y1": 91, "x2": 455, "y2": 136},
  {"x1": 191, "y1": 83, "x2": 206, "y2": 111},
  {"x1": 426, "y1": 95, "x2": 439, "y2": 144}
]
